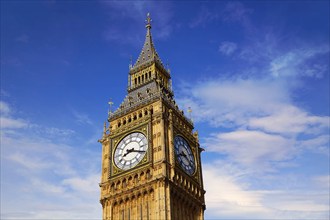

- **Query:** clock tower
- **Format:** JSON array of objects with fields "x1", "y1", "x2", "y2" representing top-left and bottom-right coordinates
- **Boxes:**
[{"x1": 99, "y1": 14, "x2": 206, "y2": 220}]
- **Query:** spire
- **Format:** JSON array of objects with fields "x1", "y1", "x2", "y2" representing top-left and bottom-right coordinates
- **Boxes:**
[{"x1": 132, "y1": 13, "x2": 164, "y2": 70}]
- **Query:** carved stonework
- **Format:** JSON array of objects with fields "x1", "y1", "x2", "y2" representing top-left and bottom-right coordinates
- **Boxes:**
[{"x1": 99, "y1": 14, "x2": 205, "y2": 220}]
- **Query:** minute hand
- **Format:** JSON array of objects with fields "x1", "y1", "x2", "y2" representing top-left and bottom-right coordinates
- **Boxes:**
[{"x1": 130, "y1": 150, "x2": 146, "y2": 153}]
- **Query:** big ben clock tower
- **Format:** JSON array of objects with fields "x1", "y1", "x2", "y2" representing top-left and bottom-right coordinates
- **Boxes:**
[{"x1": 99, "y1": 14, "x2": 206, "y2": 220}]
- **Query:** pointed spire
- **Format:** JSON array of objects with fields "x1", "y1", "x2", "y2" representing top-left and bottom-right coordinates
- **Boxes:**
[{"x1": 132, "y1": 13, "x2": 164, "y2": 70}]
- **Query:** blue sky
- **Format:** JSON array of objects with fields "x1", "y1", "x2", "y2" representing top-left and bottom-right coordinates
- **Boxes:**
[{"x1": 1, "y1": 1, "x2": 329, "y2": 219}]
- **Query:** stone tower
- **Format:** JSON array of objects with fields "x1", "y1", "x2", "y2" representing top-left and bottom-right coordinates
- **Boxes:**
[{"x1": 99, "y1": 14, "x2": 206, "y2": 220}]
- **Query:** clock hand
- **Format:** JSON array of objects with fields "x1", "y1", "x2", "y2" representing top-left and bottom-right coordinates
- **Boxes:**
[
  {"x1": 123, "y1": 148, "x2": 146, "y2": 157},
  {"x1": 130, "y1": 150, "x2": 146, "y2": 153},
  {"x1": 123, "y1": 148, "x2": 134, "y2": 157},
  {"x1": 179, "y1": 151, "x2": 188, "y2": 158}
]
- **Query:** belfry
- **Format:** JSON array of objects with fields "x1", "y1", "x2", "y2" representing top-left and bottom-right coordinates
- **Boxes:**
[{"x1": 99, "y1": 14, "x2": 206, "y2": 220}]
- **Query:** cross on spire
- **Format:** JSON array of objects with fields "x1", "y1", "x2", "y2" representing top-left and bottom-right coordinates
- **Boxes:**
[{"x1": 146, "y1": 13, "x2": 152, "y2": 29}]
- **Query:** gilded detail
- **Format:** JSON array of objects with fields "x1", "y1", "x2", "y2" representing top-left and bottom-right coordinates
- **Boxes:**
[{"x1": 100, "y1": 13, "x2": 205, "y2": 220}]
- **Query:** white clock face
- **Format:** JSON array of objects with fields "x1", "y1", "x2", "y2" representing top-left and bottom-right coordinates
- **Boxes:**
[
  {"x1": 114, "y1": 132, "x2": 148, "y2": 170},
  {"x1": 174, "y1": 135, "x2": 196, "y2": 175}
]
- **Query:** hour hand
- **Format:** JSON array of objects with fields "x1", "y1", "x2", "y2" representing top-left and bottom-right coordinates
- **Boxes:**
[
  {"x1": 123, "y1": 148, "x2": 134, "y2": 157},
  {"x1": 179, "y1": 151, "x2": 187, "y2": 158}
]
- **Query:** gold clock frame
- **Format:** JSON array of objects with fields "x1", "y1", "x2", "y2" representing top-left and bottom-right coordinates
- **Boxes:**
[{"x1": 109, "y1": 122, "x2": 151, "y2": 177}]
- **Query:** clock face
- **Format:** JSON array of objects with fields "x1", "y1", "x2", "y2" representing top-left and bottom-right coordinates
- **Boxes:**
[
  {"x1": 114, "y1": 132, "x2": 148, "y2": 170},
  {"x1": 174, "y1": 135, "x2": 196, "y2": 175}
]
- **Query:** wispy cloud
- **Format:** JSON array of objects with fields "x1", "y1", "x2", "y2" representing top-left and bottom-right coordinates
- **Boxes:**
[
  {"x1": 219, "y1": 41, "x2": 238, "y2": 56},
  {"x1": 270, "y1": 45, "x2": 330, "y2": 78},
  {"x1": 203, "y1": 163, "x2": 269, "y2": 218},
  {"x1": 178, "y1": 77, "x2": 290, "y2": 127},
  {"x1": 249, "y1": 105, "x2": 329, "y2": 135},
  {"x1": 189, "y1": 6, "x2": 219, "y2": 28},
  {"x1": 204, "y1": 162, "x2": 329, "y2": 219},
  {"x1": 72, "y1": 109, "x2": 94, "y2": 126},
  {"x1": 177, "y1": 52, "x2": 329, "y2": 218},
  {"x1": 222, "y1": 1, "x2": 255, "y2": 33},
  {"x1": 179, "y1": 3, "x2": 329, "y2": 218},
  {"x1": 0, "y1": 117, "x2": 28, "y2": 129},
  {"x1": 205, "y1": 130, "x2": 294, "y2": 170},
  {"x1": 190, "y1": 1, "x2": 254, "y2": 29},
  {"x1": 0, "y1": 101, "x2": 11, "y2": 115},
  {"x1": 0, "y1": 101, "x2": 28, "y2": 129},
  {"x1": 1, "y1": 101, "x2": 101, "y2": 219}
]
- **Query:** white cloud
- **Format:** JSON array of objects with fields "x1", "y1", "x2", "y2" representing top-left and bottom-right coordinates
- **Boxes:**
[
  {"x1": 264, "y1": 191, "x2": 329, "y2": 216},
  {"x1": 0, "y1": 101, "x2": 28, "y2": 129},
  {"x1": 298, "y1": 135, "x2": 330, "y2": 155},
  {"x1": 203, "y1": 163, "x2": 329, "y2": 219},
  {"x1": 1, "y1": 101, "x2": 102, "y2": 219},
  {"x1": 0, "y1": 101, "x2": 11, "y2": 115},
  {"x1": 0, "y1": 117, "x2": 28, "y2": 129},
  {"x1": 270, "y1": 46, "x2": 330, "y2": 78},
  {"x1": 205, "y1": 130, "x2": 294, "y2": 170},
  {"x1": 62, "y1": 174, "x2": 100, "y2": 194},
  {"x1": 178, "y1": 72, "x2": 329, "y2": 218},
  {"x1": 1, "y1": 132, "x2": 102, "y2": 219},
  {"x1": 313, "y1": 175, "x2": 330, "y2": 189},
  {"x1": 72, "y1": 110, "x2": 94, "y2": 125},
  {"x1": 178, "y1": 76, "x2": 329, "y2": 172},
  {"x1": 223, "y1": 2, "x2": 253, "y2": 22},
  {"x1": 203, "y1": 164, "x2": 269, "y2": 218},
  {"x1": 222, "y1": 1, "x2": 255, "y2": 33},
  {"x1": 8, "y1": 151, "x2": 53, "y2": 171},
  {"x1": 249, "y1": 105, "x2": 329, "y2": 135},
  {"x1": 219, "y1": 41, "x2": 237, "y2": 55},
  {"x1": 178, "y1": 77, "x2": 290, "y2": 127}
]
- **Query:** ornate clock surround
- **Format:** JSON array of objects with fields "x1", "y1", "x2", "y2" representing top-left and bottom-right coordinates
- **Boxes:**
[
  {"x1": 173, "y1": 128, "x2": 200, "y2": 182},
  {"x1": 109, "y1": 122, "x2": 152, "y2": 177}
]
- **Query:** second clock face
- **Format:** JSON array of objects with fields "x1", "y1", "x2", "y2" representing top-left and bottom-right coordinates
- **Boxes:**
[
  {"x1": 114, "y1": 132, "x2": 148, "y2": 170},
  {"x1": 174, "y1": 135, "x2": 196, "y2": 175}
]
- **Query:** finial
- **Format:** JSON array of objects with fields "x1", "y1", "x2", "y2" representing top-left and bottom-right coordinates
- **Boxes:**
[
  {"x1": 146, "y1": 13, "x2": 152, "y2": 29},
  {"x1": 103, "y1": 121, "x2": 107, "y2": 136},
  {"x1": 188, "y1": 107, "x2": 193, "y2": 121},
  {"x1": 108, "y1": 98, "x2": 114, "y2": 117},
  {"x1": 129, "y1": 56, "x2": 133, "y2": 69},
  {"x1": 166, "y1": 61, "x2": 170, "y2": 72}
]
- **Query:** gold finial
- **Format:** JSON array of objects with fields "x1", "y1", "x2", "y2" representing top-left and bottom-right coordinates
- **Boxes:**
[
  {"x1": 188, "y1": 107, "x2": 193, "y2": 120},
  {"x1": 146, "y1": 13, "x2": 152, "y2": 29}
]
